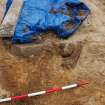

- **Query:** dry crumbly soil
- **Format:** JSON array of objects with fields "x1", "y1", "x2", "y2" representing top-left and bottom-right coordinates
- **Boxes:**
[{"x1": 0, "y1": 0, "x2": 105, "y2": 105}]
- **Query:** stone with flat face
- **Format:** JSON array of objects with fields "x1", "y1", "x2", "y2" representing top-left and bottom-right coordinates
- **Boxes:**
[
  {"x1": 0, "y1": 0, "x2": 23, "y2": 37},
  {"x1": 10, "y1": 40, "x2": 54, "y2": 57},
  {"x1": 0, "y1": 0, "x2": 6, "y2": 22},
  {"x1": 4, "y1": 39, "x2": 83, "y2": 70}
]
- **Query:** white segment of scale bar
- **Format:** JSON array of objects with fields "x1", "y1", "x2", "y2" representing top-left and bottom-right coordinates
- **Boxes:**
[
  {"x1": 28, "y1": 91, "x2": 46, "y2": 97},
  {"x1": 0, "y1": 98, "x2": 11, "y2": 103},
  {"x1": 62, "y1": 84, "x2": 78, "y2": 90}
]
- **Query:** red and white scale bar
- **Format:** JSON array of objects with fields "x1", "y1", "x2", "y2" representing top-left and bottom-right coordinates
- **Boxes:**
[{"x1": 0, "y1": 80, "x2": 89, "y2": 103}]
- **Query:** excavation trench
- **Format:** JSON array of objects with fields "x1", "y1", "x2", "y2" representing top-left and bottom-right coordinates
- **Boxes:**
[{"x1": 0, "y1": 39, "x2": 83, "y2": 105}]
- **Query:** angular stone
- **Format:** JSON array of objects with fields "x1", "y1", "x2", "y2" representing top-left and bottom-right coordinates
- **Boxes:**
[
  {"x1": 10, "y1": 40, "x2": 55, "y2": 57},
  {"x1": 0, "y1": 0, "x2": 23, "y2": 38}
]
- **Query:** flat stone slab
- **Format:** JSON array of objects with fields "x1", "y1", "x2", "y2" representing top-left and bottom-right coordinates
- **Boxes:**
[
  {"x1": 4, "y1": 39, "x2": 83, "y2": 58},
  {"x1": 10, "y1": 40, "x2": 54, "y2": 57},
  {"x1": 6, "y1": 39, "x2": 82, "y2": 69},
  {"x1": 0, "y1": 0, "x2": 23, "y2": 38}
]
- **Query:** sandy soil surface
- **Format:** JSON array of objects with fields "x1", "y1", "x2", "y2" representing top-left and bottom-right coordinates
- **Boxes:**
[{"x1": 0, "y1": 0, "x2": 105, "y2": 105}]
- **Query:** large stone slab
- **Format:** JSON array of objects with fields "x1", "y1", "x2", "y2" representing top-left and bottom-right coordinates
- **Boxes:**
[
  {"x1": 0, "y1": 0, "x2": 23, "y2": 37},
  {"x1": 10, "y1": 40, "x2": 54, "y2": 57},
  {"x1": 3, "y1": 39, "x2": 83, "y2": 69},
  {"x1": 0, "y1": 0, "x2": 6, "y2": 22},
  {"x1": 9, "y1": 40, "x2": 82, "y2": 57}
]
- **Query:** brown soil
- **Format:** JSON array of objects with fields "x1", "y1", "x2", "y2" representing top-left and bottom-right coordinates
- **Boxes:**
[{"x1": 0, "y1": 0, "x2": 105, "y2": 105}]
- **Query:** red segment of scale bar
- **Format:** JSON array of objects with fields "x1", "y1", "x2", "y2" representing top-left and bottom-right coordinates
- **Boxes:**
[
  {"x1": 46, "y1": 88, "x2": 62, "y2": 93},
  {"x1": 11, "y1": 94, "x2": 28, "y2": 101}
]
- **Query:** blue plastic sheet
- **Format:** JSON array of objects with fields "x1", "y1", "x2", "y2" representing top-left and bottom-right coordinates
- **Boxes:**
[{"x1": 3, "y1": 0, "x2": 90, "y2": 43}]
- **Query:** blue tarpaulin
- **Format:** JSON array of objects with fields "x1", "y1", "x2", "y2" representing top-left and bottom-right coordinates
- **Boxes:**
[{"x1": 3, "y1": 0, "x2": 90, "y2": 43}]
